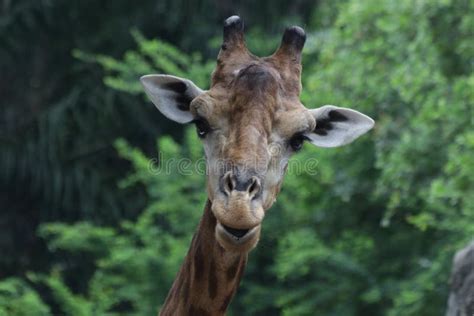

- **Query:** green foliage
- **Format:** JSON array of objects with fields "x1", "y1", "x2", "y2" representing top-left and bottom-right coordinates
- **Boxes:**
[
  {"x1": 36, "y1": 273, "x2": 92, "y2": 316},
  {"x1": 274, "y1": 229, "x2": 371, "y2": 316},
  {"x1": 1, "y1": 0, "x2": 473, "y2": 315},
  {"x1": 35, "y1": 130, "x2": 205, "y2": 315},
  {"x1": 39, "y1": 222, "x2": 117, "y2": 255},
  {"x1": 296, "y1": 0, "x2": 474, "y2": 314},
  {"x1": 74, "y1": 29, "x2": 214, "y2": 93},
  {"x1": 0, "y1": 278, "x2": 49, "y2": 316}
]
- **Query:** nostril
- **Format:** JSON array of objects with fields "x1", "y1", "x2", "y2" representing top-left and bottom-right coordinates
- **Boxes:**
[
  {"x1": 248, "y1": 176, "x2": 261, "y2": 198},
  {"x1": 249, "y1": 178, "x2": 257, "y2": 193},
  {"x1": 226, "y1": 175, "x2": 234, "y2": 192},
  {"x1": 222, "y1": 172, "x2": 261, "y2": 197},
  {"x1": 223, "y1": 172, "x2": 235, "y2": 195}
]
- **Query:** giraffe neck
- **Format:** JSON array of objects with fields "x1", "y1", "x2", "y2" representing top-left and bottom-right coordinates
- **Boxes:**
[{"x1": 159, "y1": 200, "x2": 247, "y2": 315}]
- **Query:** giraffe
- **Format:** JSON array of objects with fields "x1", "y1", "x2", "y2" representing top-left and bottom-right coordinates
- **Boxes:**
[{"x1": 140, "y1": 16, "x2": 375, "y2": 315}]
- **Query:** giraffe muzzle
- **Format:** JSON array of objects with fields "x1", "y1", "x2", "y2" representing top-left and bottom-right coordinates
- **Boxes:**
[
  {"x1": 221, "y1": 171, "x2": 261, "y2": 199},
  {"x1": 215, "y1": 221, "x2": 261, "y2": 252},
  {"x1": 222, "y1": 224, "x2": 249, "y2": 238}
]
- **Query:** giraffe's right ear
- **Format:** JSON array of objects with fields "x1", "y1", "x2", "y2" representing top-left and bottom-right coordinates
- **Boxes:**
[{"x1": 140, "y1": 74, "x2": 204, "y2": 124}]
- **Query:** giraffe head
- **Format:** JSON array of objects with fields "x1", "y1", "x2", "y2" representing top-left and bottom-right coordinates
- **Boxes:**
[{"x1": 141, "y1": 16, "x2": 374, "y2": 253}]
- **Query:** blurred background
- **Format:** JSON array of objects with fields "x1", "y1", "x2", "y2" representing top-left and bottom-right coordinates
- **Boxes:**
[{"x1": 1, "y1": 0, "x2": 473, "y2": 315}]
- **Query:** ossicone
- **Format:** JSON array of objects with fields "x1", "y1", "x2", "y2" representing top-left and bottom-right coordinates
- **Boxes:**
[
  {"x1": 274, "y1": 26, "x2": 306, "y2": 63},
  {"x1": 218, "y1": 15, "x2": 250, "y2": 58}
]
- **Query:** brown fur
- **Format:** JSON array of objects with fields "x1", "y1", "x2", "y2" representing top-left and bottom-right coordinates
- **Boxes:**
[
  {"x1": 160, "y1": 18, "x2": 310, "y2": 315},
  {"x1": 159, "y1": 201, "x2": 247, "y2": 316},
  {"x1": 144, "y1": 17, "x2": 374, "y2": 315}
]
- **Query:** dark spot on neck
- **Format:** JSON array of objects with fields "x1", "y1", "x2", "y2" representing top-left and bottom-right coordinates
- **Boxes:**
[
  {"x1": 189, "y1": 305, "x2": 211, "y2": 316},
  {"x1": 217, "y1": 244, "x2": 225, "y2": 254},
  {"x1": 235, "y1": 258, "x2": 246, "y2": 282},
  {"x1": 194, "y1": 244, "x2": 204, "y2": 281},
  {"x1": 181, "y1": 263, "x2": 190, "y2": 302},
  {"x1": 220, "y1": 292, "x2": 235, "y2": 312},
  {"x1": 208, "y1": 259, "x2": 218, "y2": 299},
  {"x1": 226, "y1": 257, "x2": 241, "y2": 280}
]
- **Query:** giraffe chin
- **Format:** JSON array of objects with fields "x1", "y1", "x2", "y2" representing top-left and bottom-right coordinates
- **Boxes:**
[{"x1": 215, "y1": 222, "x2": 261, "y2": 253}]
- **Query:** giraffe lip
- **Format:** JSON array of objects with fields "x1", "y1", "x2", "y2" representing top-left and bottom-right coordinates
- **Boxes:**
[
  {"x1": 216, "y1": 222, "x2": 259, "y2": 244},
  {"x1": 222, "y1": 224, "x2": 249, "y2": 238}
]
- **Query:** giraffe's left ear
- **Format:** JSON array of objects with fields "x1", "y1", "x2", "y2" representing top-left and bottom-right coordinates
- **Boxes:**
[
  {"x1": 305, "y1": 105, "x2": 375, "y2": 148},
  {"x1": 140, "y1": 74, "x2": 204, "y2": 124}
]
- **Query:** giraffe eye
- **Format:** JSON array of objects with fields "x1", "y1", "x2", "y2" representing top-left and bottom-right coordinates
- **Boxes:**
[
  {"x1": 194, "y1": 119, "x2": 211, "y2": 138},
  {"x1": 289, "y1": 134, "x2": 307, "y2": 151}
]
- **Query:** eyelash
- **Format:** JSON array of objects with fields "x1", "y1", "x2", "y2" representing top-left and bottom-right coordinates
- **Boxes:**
[
  {"x1": 193, "y1": 120, "x2": 307, "y2": 151},
  {"x1": 194, "y1": 118, "x2": 211, "y2": 138},
  {"x1": 289, "y1": 133, "x2": 307, "y2": 151}
]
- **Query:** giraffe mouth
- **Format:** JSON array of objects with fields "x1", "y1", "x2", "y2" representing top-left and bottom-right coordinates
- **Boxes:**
[
  {"x1": 215, "y1": 221, "x2": 261, "y2": 250},
  {"x1": 222, "y1": 224, "x2": 250, "y2": 239}
]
